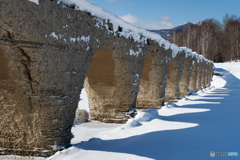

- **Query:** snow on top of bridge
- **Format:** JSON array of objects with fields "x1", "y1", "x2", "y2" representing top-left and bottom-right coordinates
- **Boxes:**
[
  {"x1": 59, "y1": 0, "x2": 172, "y2": 47},
  {"x1": 27, "y1": 0, "x2": 213, "y2": 63},
  {"x1": 179, "y1": 47, "x2": 192, "y2": 58}
]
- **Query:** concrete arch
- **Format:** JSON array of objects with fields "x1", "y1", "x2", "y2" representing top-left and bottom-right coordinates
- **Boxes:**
[
  {"x1": 84, "y1": 38, "x2": 148, "y2": 123},
  {"x1": 165, "y1": 51, "x2": 185, "y2": 102},
  {"x1": 136, "y1": 41, "x2": 172, "y2": 109},
  {"x1": 0, "y1": 0, "x2": 215, "y2": 157},
  {"x1": 179, "y1": 54, "x2": 193, "y2": 97},
  {"x1": 188, "y1": 56, "x2": 199, "y2": 91}
]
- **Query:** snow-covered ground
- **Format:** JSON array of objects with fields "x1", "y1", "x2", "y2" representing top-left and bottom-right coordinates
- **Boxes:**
[{"x1": 1, "y1": 62, "x2": 240, "y2": 160}]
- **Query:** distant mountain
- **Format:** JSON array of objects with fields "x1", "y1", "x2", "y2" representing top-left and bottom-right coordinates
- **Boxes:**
[{"x1": 149, "y1": 23, "x2": 194, "y2": 39}]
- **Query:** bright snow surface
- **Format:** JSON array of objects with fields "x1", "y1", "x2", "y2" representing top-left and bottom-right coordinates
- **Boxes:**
[{"x1": 1, "y1": 62, "x2": 240, "y2": 160}]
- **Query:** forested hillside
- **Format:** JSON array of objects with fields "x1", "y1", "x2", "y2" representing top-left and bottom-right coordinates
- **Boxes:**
[{"x1": 167, "y1": 14, "x2": 240, "y2": 62}]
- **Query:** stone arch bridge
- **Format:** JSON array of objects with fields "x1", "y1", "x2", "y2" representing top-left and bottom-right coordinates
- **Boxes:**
[{"x1": 0, "y1": 0, "x2": 213, "y2": 157}]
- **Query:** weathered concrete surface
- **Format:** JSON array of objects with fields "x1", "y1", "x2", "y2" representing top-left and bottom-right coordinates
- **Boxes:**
[
  {"x1": 165, "y1": 51, "x2": 185, "y2": 102},
  {"x1": 188, "y1": 57, "x2": 199, "y2": 91},
  {"x1": 208, "y1": 63, "x2": 214, "y2": 85},
  {"x1": 196, "y1": 61, "x2": 203, "y2": 91},
  {"x1": 84, "y1": 38, "x2": 148, "y2": 123},
  {"x1": 0, "y1": 0, "x2": 214, "y2": 157},
  {"x1": 0, "y1": 0, "x2": 131, "y2": 156},
  {"x1": 205, "y1": 63, "x2": 210, "y2": 87},
  {"x1": 201, "y1": 61, "x2": 206, "y2": 88},
  {"x1": 179, "y1": 55, "x2": 193, "y2": 97},
  {"x1": 207, "y1": 63, "x2": 214, "y2": 86},
  {"x1": 136, "y1": 41, "x2": 172, "y2": 109}
]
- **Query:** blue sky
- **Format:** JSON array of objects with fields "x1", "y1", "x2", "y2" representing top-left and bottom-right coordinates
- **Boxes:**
[{"x1": 88, "y1": 0, "x2": 240, "y2": 29}]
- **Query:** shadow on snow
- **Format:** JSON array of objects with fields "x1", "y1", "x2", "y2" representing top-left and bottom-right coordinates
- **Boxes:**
[{"x1": 73, "y1": 68, "x2": 240, "y2": 160}]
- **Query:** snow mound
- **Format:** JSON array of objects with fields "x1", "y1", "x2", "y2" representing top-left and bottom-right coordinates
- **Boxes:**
[
  {"x1": 135, "y1": 108, "x2": 160, "y2": 122},
  {"x1": 211, "y1": 76, "x2": 226, "y2": 88},
  {"x1": 188, "y1": 89, "x2": 197, "y2": 96},
  {"x1": 124, "y1": 119, "x2": 142, "y2": 128}
]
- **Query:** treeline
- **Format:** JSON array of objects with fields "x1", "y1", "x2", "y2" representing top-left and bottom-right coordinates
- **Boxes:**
[{"x1": 167, "y1": 14, "x2": 240, "y2": 62}]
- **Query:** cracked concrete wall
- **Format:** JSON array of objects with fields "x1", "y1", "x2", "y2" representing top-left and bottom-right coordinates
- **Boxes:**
[
  {"x1": 188, "y1": 57, "x2": 199, "y2": 91},
  {"x1": 136, "y1": 41, "x2": 172, "y2": 109},
  {"x1": 165, "y1": 51, "x2": 185, "y2": 102},
  {"x1": 84, "y1": 37, "x2": 148, "y2": 123},
  {"x1": 179, "y1": 55, "x2": 193, "y2": 97},
  {"x1": 0, "y1": 0, "x2": 123, "y2": 156}
]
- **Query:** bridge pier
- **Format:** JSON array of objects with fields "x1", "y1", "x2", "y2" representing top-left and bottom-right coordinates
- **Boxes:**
[
  {"x1": 188, "y1": 54, "x2": 199, "y2": 92},
  {"x1": 179, "y1": 48, "x2": 193, "y2": 97},
  {"x1": 205, "y1": 62, "x2": 209, "y2": 87},
  {"x1": 209, "y1": 63, "x2": 214, "y2": 85},
  {"x1": 201, "y1": 61, "x2": 207, "y2": 88},
  {"x1": 165, "y1": 50, "x2": 185, "y2": 102},
  {"x1": 196, "y1": 59, "x2": 203, "y2": 91},
  {"x1": 136, "y1": 41, "x2": 172, "y2": 109},
  {"x1": 0, "y1": 34, "x2": 97, "y2": 156}
]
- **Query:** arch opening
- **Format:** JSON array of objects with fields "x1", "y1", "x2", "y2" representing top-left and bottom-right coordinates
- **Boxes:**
[
  {"x1": 82, "y1": 46, "x2": 128, "y2": 123},
  {"x1": 85, "y1": 46, "x2": 116, "y2": 98}
]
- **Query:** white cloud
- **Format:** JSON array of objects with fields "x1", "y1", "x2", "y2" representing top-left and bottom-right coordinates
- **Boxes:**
[
  {"x1": 120, "y1": 14, "x2": 177, "y2": 30},
  {"x1": 108, "y1": 0, "x2": 117, "y2": 3}
]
